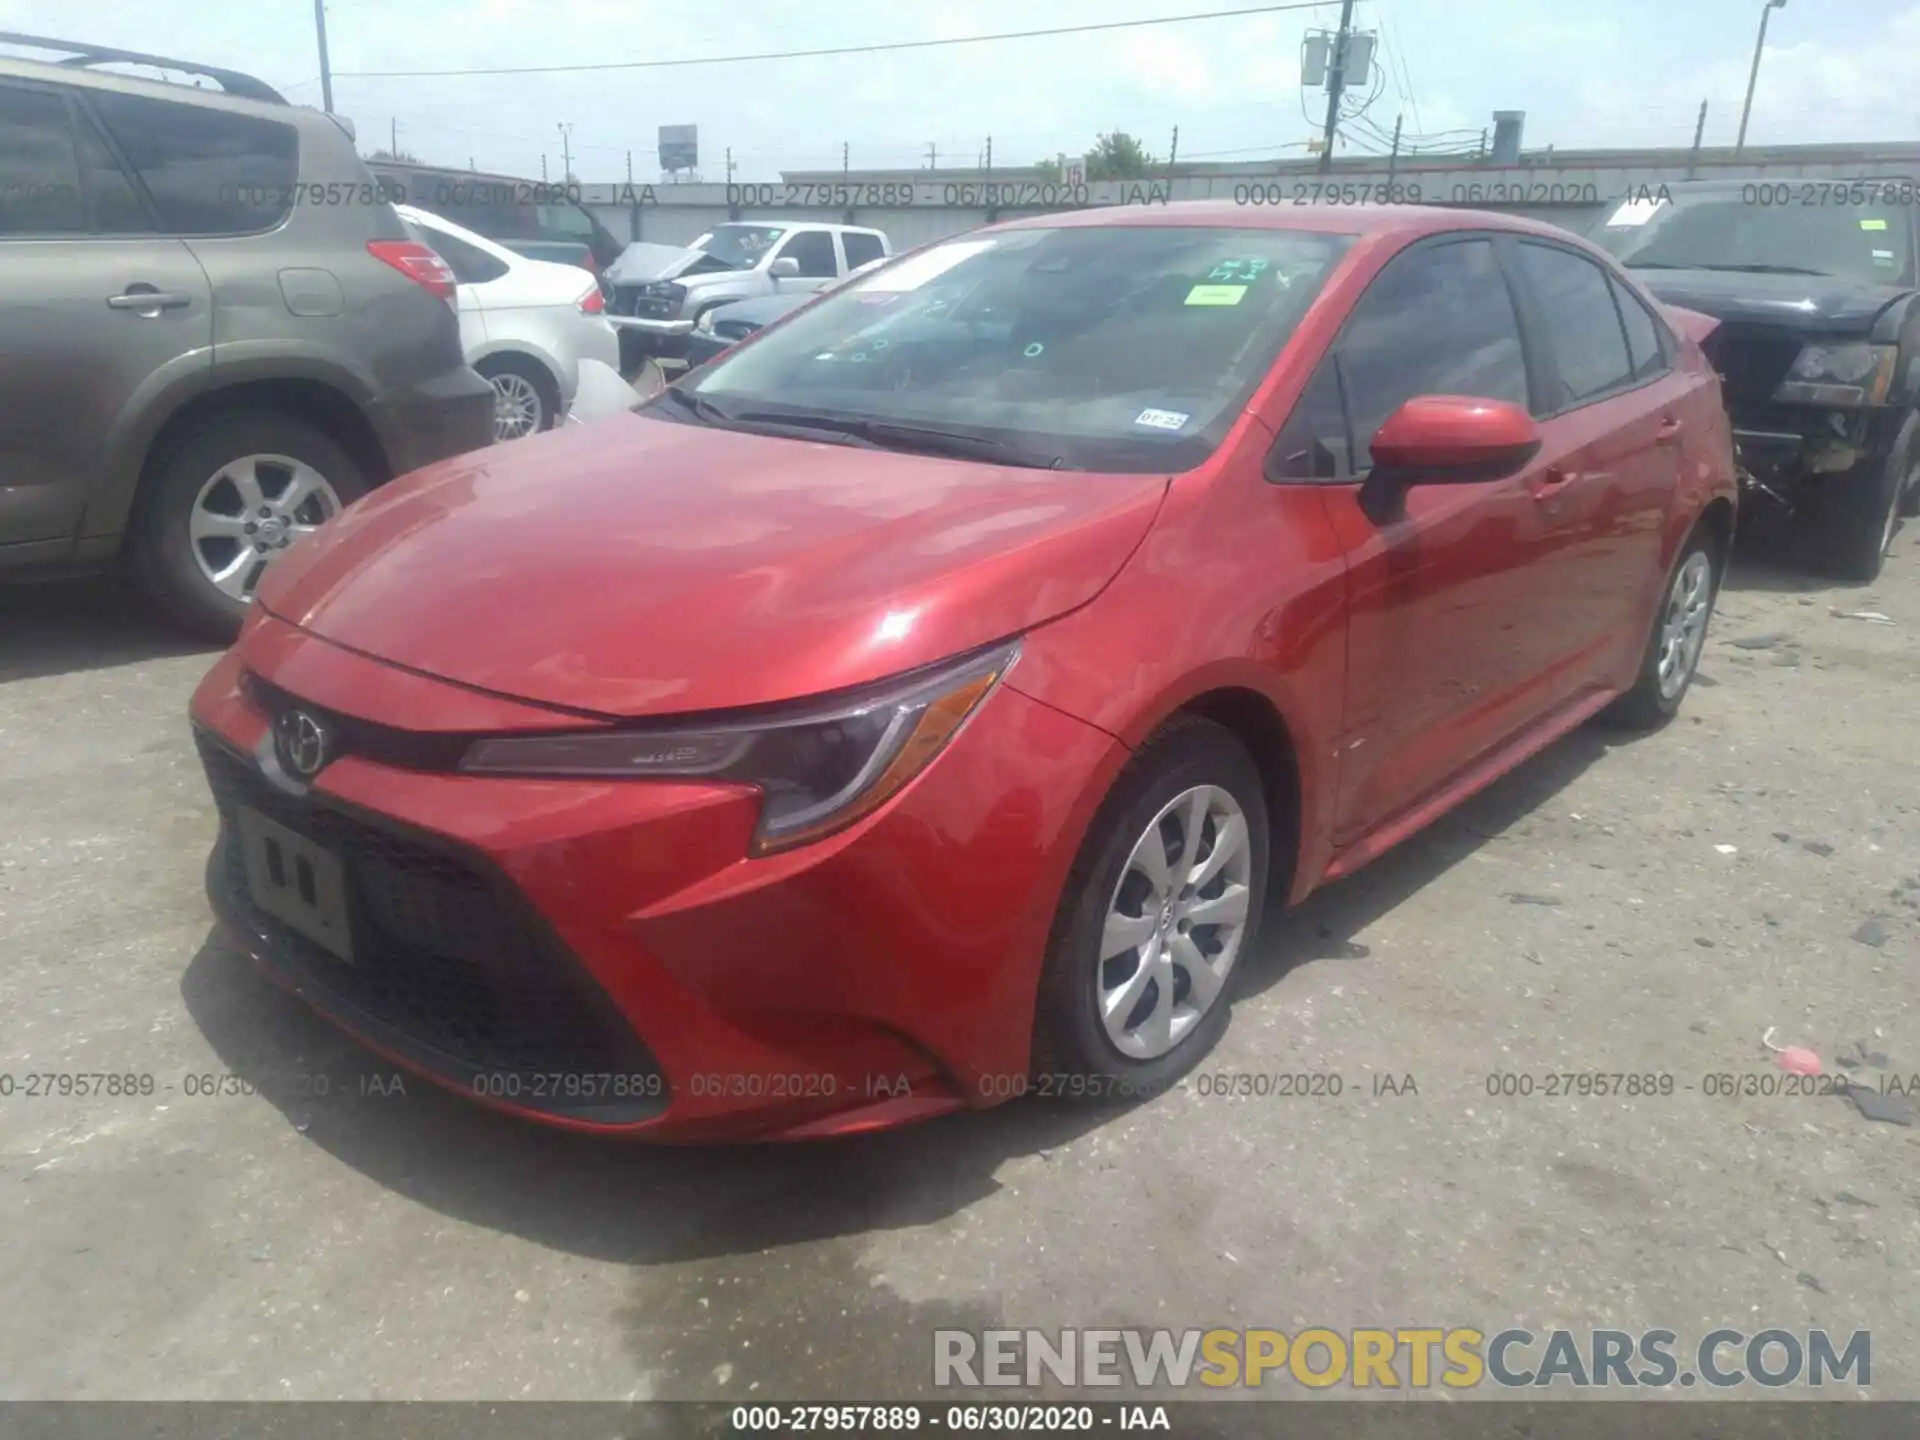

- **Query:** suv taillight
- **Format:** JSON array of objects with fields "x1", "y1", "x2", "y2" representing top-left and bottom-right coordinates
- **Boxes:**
[
  {"x1": 577, "y1": 283, "x2": 606, "y2": 315},
  {"x1": 367, "y1": 240, "x2": 456, "y2": 304}
]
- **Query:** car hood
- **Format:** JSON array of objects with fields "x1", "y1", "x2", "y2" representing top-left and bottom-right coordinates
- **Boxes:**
[
  {"x1": 1632, "y1": 268, "x2": 1912, "y2": 333},
  {"x1": 256, "y1": 416, "x2": 1168, "y2": 718},
  {"x1": 603, "y1": 243, "x2": 738, "y2": 284}
]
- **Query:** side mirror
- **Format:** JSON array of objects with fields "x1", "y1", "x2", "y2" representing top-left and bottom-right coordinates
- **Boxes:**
[
  {"x1": 1359, "y1": 395, "x2": 1541, "y2": 525},
  {"x1": 769, "y1": 256, "x2": 800, "y2": 278}
]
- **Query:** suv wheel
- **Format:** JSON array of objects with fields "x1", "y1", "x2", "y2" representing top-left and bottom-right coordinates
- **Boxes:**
[
  {"x1": 1812, "y1": 449, "x2": 1909, "y2": 584},
  {"x1": 477, "y1": 356, "x2": 560, "y2": 441},
  {"x1": 133, "y1": 411, "x2": 368, "y2": 641}
]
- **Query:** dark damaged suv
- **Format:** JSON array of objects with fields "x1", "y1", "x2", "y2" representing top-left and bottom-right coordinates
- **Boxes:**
[{"x1": 1593, "y1": 179, "x2": 1920, "y2": 580}]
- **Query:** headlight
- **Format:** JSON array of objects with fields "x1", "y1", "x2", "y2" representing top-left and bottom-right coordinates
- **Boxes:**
[
  {"x1": 1775, "y1": 342, "x2": 1898, "y2": 406},
  {"x1": 459, "y1": 642, "x2": 1019, "y2": 854},
  {"x1": 694, "y1": 308, "x2": 715, "y2": 334}
]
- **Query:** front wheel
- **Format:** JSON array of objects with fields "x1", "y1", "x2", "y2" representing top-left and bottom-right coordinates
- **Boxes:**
[
  {"x1": 1031, "y1": 717, "x2": 1270, "y2": 1095},
  {"x1": 1602, "y1": 527, "x2": 1722, "y2": 731},
  {"x1": 1811, "y1": 449, "x2": 1909, "y2": 583}
]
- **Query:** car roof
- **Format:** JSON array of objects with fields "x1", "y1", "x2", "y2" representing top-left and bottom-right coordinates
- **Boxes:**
[{"x1": 984, "y1": 199, "x2": 1586, "y2": 245}]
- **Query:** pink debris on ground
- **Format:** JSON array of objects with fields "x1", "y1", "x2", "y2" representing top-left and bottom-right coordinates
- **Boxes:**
[{"x1": 1776, "y1": 1046, "x2": 1823, "y2": 1077}]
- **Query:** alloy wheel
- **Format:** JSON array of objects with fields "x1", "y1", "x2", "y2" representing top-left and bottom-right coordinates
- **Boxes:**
[
  {"x1": 189, "y1": 454, "x2": 343, "y2": 602},
  {"x1": 1656, "y1": 550, "x2": 1714, "y2": 701},
  {"x1": 1097, "y1": 784, "x2": 1254, "y2": 1061},
  {"x1": 490, "y1": 372, "x2": 545, "y2": 440}
]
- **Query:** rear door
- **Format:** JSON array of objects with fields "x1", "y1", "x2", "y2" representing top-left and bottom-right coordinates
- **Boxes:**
[
  {"x1": 770, "y1": 229, "x2": 840, "y2": 295},
  {"x1": 1504, "y1": 238, "x2": 1686, "y2": 690},
  {"x1": 1266, "y1": 235, "x2": 1574, "y2": 844},
  {"x1": 0, "y1": 79, "x2": 211, "y2": 550}
]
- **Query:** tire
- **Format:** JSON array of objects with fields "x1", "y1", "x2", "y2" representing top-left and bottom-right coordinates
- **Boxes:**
[
  {"x1": 131, "y1": 410, "x2": 368, "y2": 642},
  {"x1": 1810, "y1": 451, "x2": 1907, "y2": 584},
  {"x1": 477, "y1": 354, "x2": 561, "y2": 441},
  {"x1": 1601, "y1": 525, "x2": 1722, "y2": 731},
  {"x1": 1031, "y1": 716, "x2": 1270, "y2": 1096}
]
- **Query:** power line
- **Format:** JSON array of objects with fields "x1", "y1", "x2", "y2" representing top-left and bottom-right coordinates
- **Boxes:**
[{"x1": 333, "y1": 3, "x2": 1338, "y2": 79}]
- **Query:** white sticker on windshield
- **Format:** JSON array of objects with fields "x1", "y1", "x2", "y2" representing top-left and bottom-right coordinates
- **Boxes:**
[
  {"x1": 1872, "y1": 249, "x2": 1896, "y2": 265},
  {"x1": 857, "y1": 240, "x2": 997, "y2": 291},
  {"x1": 1605, "y1": 197, "x2": 1667, "y2": 228},
  {"x1": 1134, "y1": 408, "x2": 1190, "y2": 431}
]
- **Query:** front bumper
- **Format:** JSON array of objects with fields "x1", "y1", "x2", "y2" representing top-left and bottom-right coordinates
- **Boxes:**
[
  {"x1": 188, "y1": 624, "x2": 1125, "y2": 1141},
  {"x1": 606, "y1": 315, "x2": 695, "y2": 338}
]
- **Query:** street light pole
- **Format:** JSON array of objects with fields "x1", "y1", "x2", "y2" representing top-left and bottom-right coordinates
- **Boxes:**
[
  {"x1": 1735, "y1": 0, "x2": 1789, "y2": 156},
  {"x1": 312, "y1": 0, "x2": 334, "y2": 113}
]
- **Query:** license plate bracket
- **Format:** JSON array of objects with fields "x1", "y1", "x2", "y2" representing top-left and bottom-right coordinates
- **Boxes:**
[{"x1": 235, "y1": 806, "x2": 355, "y2": 964}]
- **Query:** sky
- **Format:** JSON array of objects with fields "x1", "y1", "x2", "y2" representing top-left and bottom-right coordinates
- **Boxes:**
[{"x1": 3, "y1": 0, "x2": 1916, "y2": 181}]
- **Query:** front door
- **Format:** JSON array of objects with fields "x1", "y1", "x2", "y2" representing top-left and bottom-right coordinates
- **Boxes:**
[{"x1": 1266, "y1": 235, "x2": 1580, "y2": 844}]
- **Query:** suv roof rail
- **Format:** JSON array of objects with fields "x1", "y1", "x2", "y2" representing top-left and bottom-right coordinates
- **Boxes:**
[{"x1": 0, "y1": 31, "x2": 287, "y2": 104}]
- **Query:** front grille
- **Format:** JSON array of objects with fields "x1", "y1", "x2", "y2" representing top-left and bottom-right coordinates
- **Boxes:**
[
  {"x1": 1703, "y1": 324, "x2": 1804, "y2": 407},
  {"x1": 242, "y1": 671, "x2": 468, "y2": 772},
  {"x1": 611, "y1": 284, "x2": 678, "y2": 320},
  {"x1": 196, "y1": 730, "x2": 668, "y2": 1122}
]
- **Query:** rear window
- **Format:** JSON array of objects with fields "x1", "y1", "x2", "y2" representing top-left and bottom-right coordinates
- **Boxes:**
[
  {"x1": 687, "y1": 225, "x2": 1353, "y2": 473},
  {"x1": 89, "y1": 91, "x2": 297, "y2": 236},
  {"x1": 842, "y1": 231, "x2": 886, "y2": 269}
]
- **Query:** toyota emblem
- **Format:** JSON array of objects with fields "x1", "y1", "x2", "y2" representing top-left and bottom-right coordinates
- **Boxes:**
[{"x1": 273, "y1": 709, "x2": 330, "y2": 779}]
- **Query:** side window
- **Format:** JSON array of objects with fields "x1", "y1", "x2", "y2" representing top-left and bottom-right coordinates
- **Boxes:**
[
  {"x1": 421, "y1": 226, "x2": 510, "y2": 285},
  {"x1": 1609, "y1": 275, "x2": 1669, "y2": 382},
  {"x1": 1515, "y1": 242, "x2": 1635, "y2": 407},
  {"x1": 1333, "y1": 239, "x2": 1531, "y2": 468},
  {"x1": 0, "y1": 84, "x2": 85, "y2": 236},
  {"x1": 841, "y1": 231, "x2": 886, "y2": 270},
  {"x1": 72, "y1": 106, "x2": 153, "y2": 235},
  {"x1": 1268, "y1": 360, "x2": 1353, "y2": 481},
  {"x1": 778, "y1": 229, "x2": 839, "y2": 278},
  {"x1": 89, "y1": 92, "x2": 298, "y2": 236}
]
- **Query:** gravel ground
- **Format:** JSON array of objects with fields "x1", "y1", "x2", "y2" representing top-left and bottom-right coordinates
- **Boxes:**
[{"x1": 1, "y1": 530, "x2": 1915, "y2": 1403}]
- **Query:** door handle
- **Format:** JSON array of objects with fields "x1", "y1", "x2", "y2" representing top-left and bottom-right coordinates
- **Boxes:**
[
  {"x1": 1655, "y1": 416, "x2": 1685, "y2": 446},
  {"x1": 107, "y1": 290, "x2": 192, "y2": 313},
  {"x1": 1527, "y1": 466, "x2": 1577, "y2": 499}
]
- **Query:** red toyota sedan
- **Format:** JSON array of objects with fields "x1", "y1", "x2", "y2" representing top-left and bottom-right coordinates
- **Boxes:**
[{"x1": 190, "y1": 203, "x2": 1735, "y2": 1141}]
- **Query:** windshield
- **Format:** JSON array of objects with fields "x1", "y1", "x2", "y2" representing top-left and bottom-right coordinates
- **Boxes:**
[
  {"x1": 1590, "y1": 191, "x2": 1915, "y2": 286},
  {"x1": 672, "y1": 225, "x2": 1352, "y2": 472},
  {"x1": 693, "y1": 224, "x2": 788, "y2": 270}
]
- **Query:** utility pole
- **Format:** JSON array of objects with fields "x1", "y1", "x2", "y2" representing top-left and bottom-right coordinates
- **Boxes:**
[
  {"x1": 541, "y1": 154, "x2": 548, "y2": 181},
  {"x1": 1316, "y1": 0, "x2": 1355, "y2": 176},
  {"x1": 1168, "y1": 124, "x2": 1179, "y2": 171},
  {"x1": 312, "y1": 0, "x2": 334, "y2": 113},
  {"x1": 389, "y1": 117, "x2": 397, "y2": 156},
  {"x1": 842, "y1": 141, "x2": 849, "y2": 180},
  {"x1": 926, "y1": 141, "x2": 937, "y2": 170},
  {"x1": 985, "y1": 135, "x2": 992, "y2": 172},
  {"x1": 558, "y1": 122, "x2": 573, "y2": 181},
  {"x1": 1386, "y1": 111, "x2": 1402, "y2": 189},
  {"x1": 1688, "y1": 99, "x2": 1709, "y2": 178},
  {"x1": 1736, "y1": 0, "x2": 1789, "y2": 155}
]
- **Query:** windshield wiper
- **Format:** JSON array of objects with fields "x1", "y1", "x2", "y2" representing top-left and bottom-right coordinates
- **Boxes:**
[
  {"x1": 656, "y1": 386, "x2": 736, "y2": 427},
  {"x1": 731, "y1": 411, "x2": 1062, "y2": 469},
  {"x1": 1693, "y1": 263, "x2": 1834, "y2": 276},
  {"x1": 1622, "y1": 260, "x2": 1690, "y2": 269}
]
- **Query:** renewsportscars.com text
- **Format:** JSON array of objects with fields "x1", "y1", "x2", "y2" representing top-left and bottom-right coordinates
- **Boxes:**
[{"x1": 933, "y1": 1327, "x2": 1870, "y2": 1389}]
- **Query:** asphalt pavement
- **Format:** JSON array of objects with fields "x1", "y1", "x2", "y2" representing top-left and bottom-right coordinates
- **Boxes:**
[{"x1": 1, "y1": 531, "x2": 1916, "y2": 1402}]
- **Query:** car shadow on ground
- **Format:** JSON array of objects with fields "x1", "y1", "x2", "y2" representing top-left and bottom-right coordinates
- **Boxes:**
[
  {"x1": 0, "y1": 576, "x2": 218, "y2": 684},
  {"x1": 178, "y1": 714, "x2": 1630, "y2": 1273}
]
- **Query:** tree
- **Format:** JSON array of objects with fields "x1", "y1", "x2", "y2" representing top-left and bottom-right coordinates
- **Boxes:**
[
  {"x1": 1087, "y1": 131, "x2": 1155, "y2": 180},
  {"x1": 1032, "y1": 156, "x2": 1062, "y2": 183},
  {"x1": 367, "y1": 147, "x2": 422, "y2": 164}
]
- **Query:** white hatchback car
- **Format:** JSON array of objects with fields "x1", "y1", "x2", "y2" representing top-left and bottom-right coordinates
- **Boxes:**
[{"x1": 398, "y1": 204, "x2": 625, "y2": 440}]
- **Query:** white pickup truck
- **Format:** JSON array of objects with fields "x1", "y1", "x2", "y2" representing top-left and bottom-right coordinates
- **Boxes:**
[{"x1": 603, "y1": 221, "x2": 891, "y2": 367}]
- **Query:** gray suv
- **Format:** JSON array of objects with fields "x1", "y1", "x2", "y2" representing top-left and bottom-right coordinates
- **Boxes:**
[{"x1": 0, "y1": 33, "x2": 495, "y2": 638}]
